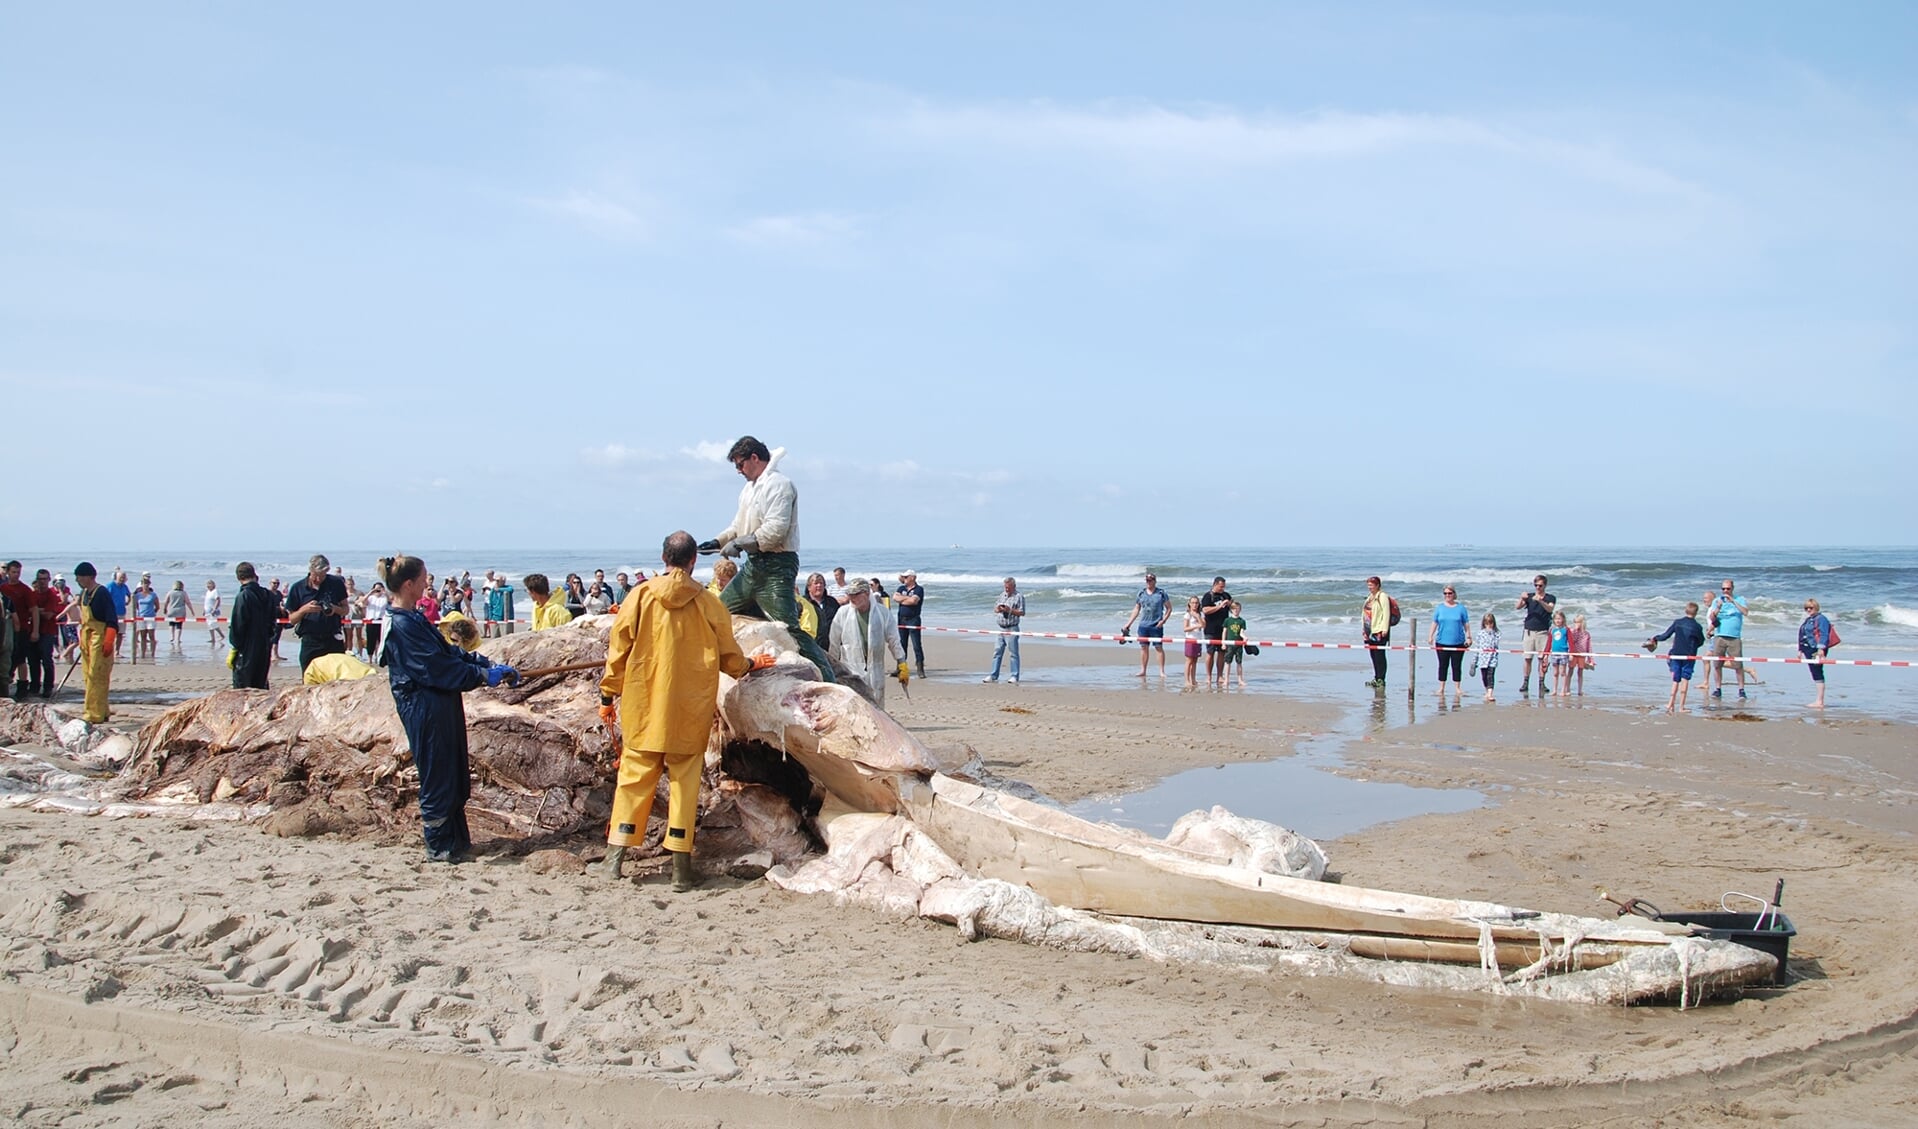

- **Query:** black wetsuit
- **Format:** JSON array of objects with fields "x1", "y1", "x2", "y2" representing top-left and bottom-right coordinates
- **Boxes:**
[{"x1": 228, "y1": 580, "x2": 276, "y2": 689}]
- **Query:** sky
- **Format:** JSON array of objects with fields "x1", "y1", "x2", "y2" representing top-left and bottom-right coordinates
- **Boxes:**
[{"x1": 3, "y1": 3, "x2": 1914, "y2": 549}]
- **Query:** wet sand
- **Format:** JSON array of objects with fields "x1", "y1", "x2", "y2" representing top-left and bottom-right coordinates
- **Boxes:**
[{"x1": 3, "y1": 645, "x2": 1916, "y2": 1126}]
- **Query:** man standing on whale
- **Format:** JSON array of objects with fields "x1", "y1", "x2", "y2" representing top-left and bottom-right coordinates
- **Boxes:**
[{"x1": 698, "y1": 436, "x2": 836, "y2": 681}]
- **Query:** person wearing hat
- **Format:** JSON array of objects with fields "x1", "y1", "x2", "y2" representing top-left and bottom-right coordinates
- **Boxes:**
[
  {"x1": 1121, "y1": 572, "x2": 1172, "y2": 679},
  {"x1": 828, "y1": 579, "x2": 906, "y2": 708},
  {"x1": 893, "y1": 569, "x2": 926, "y2": 679},
  {"x1": 70, "y1": 563, "x2": 119, "y2": 723}
]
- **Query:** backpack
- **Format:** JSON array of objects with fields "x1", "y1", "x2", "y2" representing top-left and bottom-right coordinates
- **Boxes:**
[{"x1": 1387, "y1": 597, "x2": 1401, "y2": 627}]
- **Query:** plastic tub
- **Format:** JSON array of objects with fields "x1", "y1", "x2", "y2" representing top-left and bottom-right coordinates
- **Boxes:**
[{"x1": 1656, "y1": 911, "x2": 1795, "y2": 984}]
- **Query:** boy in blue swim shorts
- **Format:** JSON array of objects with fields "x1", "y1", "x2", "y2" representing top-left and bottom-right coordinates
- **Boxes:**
[{"x1": 1647, "y1": 602, "x2": 1705, "y2": 714}]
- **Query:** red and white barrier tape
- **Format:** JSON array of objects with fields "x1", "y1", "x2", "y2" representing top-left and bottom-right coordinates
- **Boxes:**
[{"x1": 66, "y1": 615, "x2": 1910, "y2": 669}]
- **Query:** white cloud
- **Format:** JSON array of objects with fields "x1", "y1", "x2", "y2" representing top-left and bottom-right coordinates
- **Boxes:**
[
  {"x1": 580, "y1": 443, "x2": 659, "y2": 468},
  {"x1": 878, "y1": 459, "x2": 920, "y2": 481},
  {"x1": 896, "y1": 101, "x2": 1711, "y2": 202},
  {"x1": 725, "y1": 211, "x2": 858, "y2": 247},
  {"x1": 684, "y1": 440, "x2": 733, "y2": 463},
  {"x1": 533, "y1": 190, "x2": 652, "y2": 240}
]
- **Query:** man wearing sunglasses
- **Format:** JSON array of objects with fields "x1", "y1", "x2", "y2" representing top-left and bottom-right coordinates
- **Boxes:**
[
  {"x1": 1705, "y1": 579, "x2": 1751, "y2": 700},
  {"x1": 1515, "y1": 574, "x2": 1557, "y2": 696},
  {"x1": 698, "y1": 436, "x2": 836, "y2": 682}
]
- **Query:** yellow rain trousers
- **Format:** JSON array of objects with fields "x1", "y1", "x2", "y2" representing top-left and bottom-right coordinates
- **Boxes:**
[
  {"x1": 600, "y1": 567, "x2": 750, "y2": 853},
  {"x1": 607, "y1": 748, "x2": 703, "y2": 852},
  {"x1": 79, "y1": 603, "x2": 113, "y2": 724}
]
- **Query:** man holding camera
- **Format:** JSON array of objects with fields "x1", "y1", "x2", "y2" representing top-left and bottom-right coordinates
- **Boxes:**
[
  {"x1": 1705, "y1": 578, "x2": 1751, "y2": 700},
  {"x1": 1515, "y1": 574, "x2": 1557, "y2": 695},
  {"x1": 286, "y1": 553, "x2": 350, "y2": 673},
  {"x1": 699, "y1": 436, "x2": 835, "y2": 681},
  {"x1": 983, "y1": 577, "x2": 1026, "y2": 684}
]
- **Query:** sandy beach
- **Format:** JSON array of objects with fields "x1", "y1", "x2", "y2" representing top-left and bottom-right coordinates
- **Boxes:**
[{"x1": 3, "y1": 642, "x2": 1916, "y2": 1127}]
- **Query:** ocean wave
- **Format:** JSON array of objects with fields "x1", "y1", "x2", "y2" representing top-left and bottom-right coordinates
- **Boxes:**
[
  {"x1": 910, "y1": 572, "x2": 1033, "y2": 586},
  {"x1": 1811, "y1": 564, "x2": 1844, "y2": 572},
  {"x1": 1055, "y1": 588, "x2": 1110, "y2": 600},
  {"x1": 1055, "y1": 563, "x2": 1149, "y2": 580},
  {"x1": 1872, "y1": 604, "x2": 1918, "y2": 630},
  {"x1": 1377, "y1": 567, "x2": 1594, "y2": 587}
]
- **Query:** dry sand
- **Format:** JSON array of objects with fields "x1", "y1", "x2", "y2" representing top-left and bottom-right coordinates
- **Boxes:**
[{"x1": 3, "y1": 643, "x2": 1916, "y2": 1126}]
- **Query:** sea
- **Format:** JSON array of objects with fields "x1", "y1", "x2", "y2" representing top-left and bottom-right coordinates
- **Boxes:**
[{"x1": 20, "y1": 544, "x2": 1918, "y2": 725}]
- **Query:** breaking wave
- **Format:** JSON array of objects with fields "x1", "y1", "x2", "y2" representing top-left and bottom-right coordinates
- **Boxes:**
[{"x1": 1872, "y1": 604, "x2": 1918, "y2": 630}]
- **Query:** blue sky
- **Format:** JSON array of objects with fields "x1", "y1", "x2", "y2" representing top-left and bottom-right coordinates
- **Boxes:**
[{"x1": 4, "y1": 3, "x2": 1913, "y2": 548}]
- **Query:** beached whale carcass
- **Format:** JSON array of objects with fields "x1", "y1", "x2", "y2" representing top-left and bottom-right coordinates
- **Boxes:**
[
  {"x1": 98, "y1": 619, "x2": 808, "y2": 860},
  {"x1": 72, "y1": 614, "x2": 1776, "y2": 1004},
  {"x1": 712, "y1": 623, "x2": 1777, "y2": 1005}
]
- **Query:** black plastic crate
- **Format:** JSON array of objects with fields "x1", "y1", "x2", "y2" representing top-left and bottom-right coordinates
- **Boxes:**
[{"x1": 1656, "y1": 911, "x2": 1795, "y2": 984}]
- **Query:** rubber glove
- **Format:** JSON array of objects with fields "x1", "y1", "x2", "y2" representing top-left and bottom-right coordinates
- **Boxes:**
[
  {"x1": 896, "y1": 660, "x2": 909, "y2": 685},
  {"x1": 748, "y1": 653, "x2": 777, "y2": 671},
  {"x1": 718, "y1": 540, "x2": 741, "y2": 559},
  {"x1": 731, "y1": 537, "x2": 759, "y2": 555},
  {"x1": 598, "y1": 701, "x2": 619, "y2": 732},
  {"x1": 696, "y1": 539, "x2": 722, "y2": 554},
  {"x1": 225, "y1": 648, "x2": 237, "y2": 670},
  {"x1": 103, "y1": 627, "x2": 118, "y2": 655},
  {"x1": 484, "y1": 663, "x2": 520, "y2": 688}
]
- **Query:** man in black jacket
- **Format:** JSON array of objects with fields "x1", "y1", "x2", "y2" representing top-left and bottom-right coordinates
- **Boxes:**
[
  {"x1": 286, "y1": 553, "x2": 349, "y2": 673},
  {"x1": 228, "y1": 562, "x2": 277, "y2": 689}
]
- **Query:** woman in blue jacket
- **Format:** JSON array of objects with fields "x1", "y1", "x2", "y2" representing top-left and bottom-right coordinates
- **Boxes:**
[
  {"x1": 377, "y1": 554, "x2": 518, "y2": 862},
  {"x1": 1798, "y1": 598, "x2": 1834, "y2": 711}
]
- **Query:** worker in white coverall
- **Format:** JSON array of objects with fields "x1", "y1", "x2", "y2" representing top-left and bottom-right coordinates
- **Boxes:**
[{"x1": 827, "y1": 580, "x2": 906, "y2": 709}]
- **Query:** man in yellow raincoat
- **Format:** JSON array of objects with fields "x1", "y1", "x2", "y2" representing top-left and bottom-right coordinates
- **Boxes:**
[
  {"x1": 598, "y1": 530, "x2": 770, "y2": 890},
  {"x1": 70, "y1": 563, "x2": 118, "y2": 724},
  {"x1": 525, "y1": 573, "x2": 573, "y2": 631}
]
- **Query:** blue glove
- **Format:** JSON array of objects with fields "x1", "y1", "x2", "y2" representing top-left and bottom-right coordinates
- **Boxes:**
[{"x1": 485, "y1": 663, "x2": 520, "y2": 688}]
